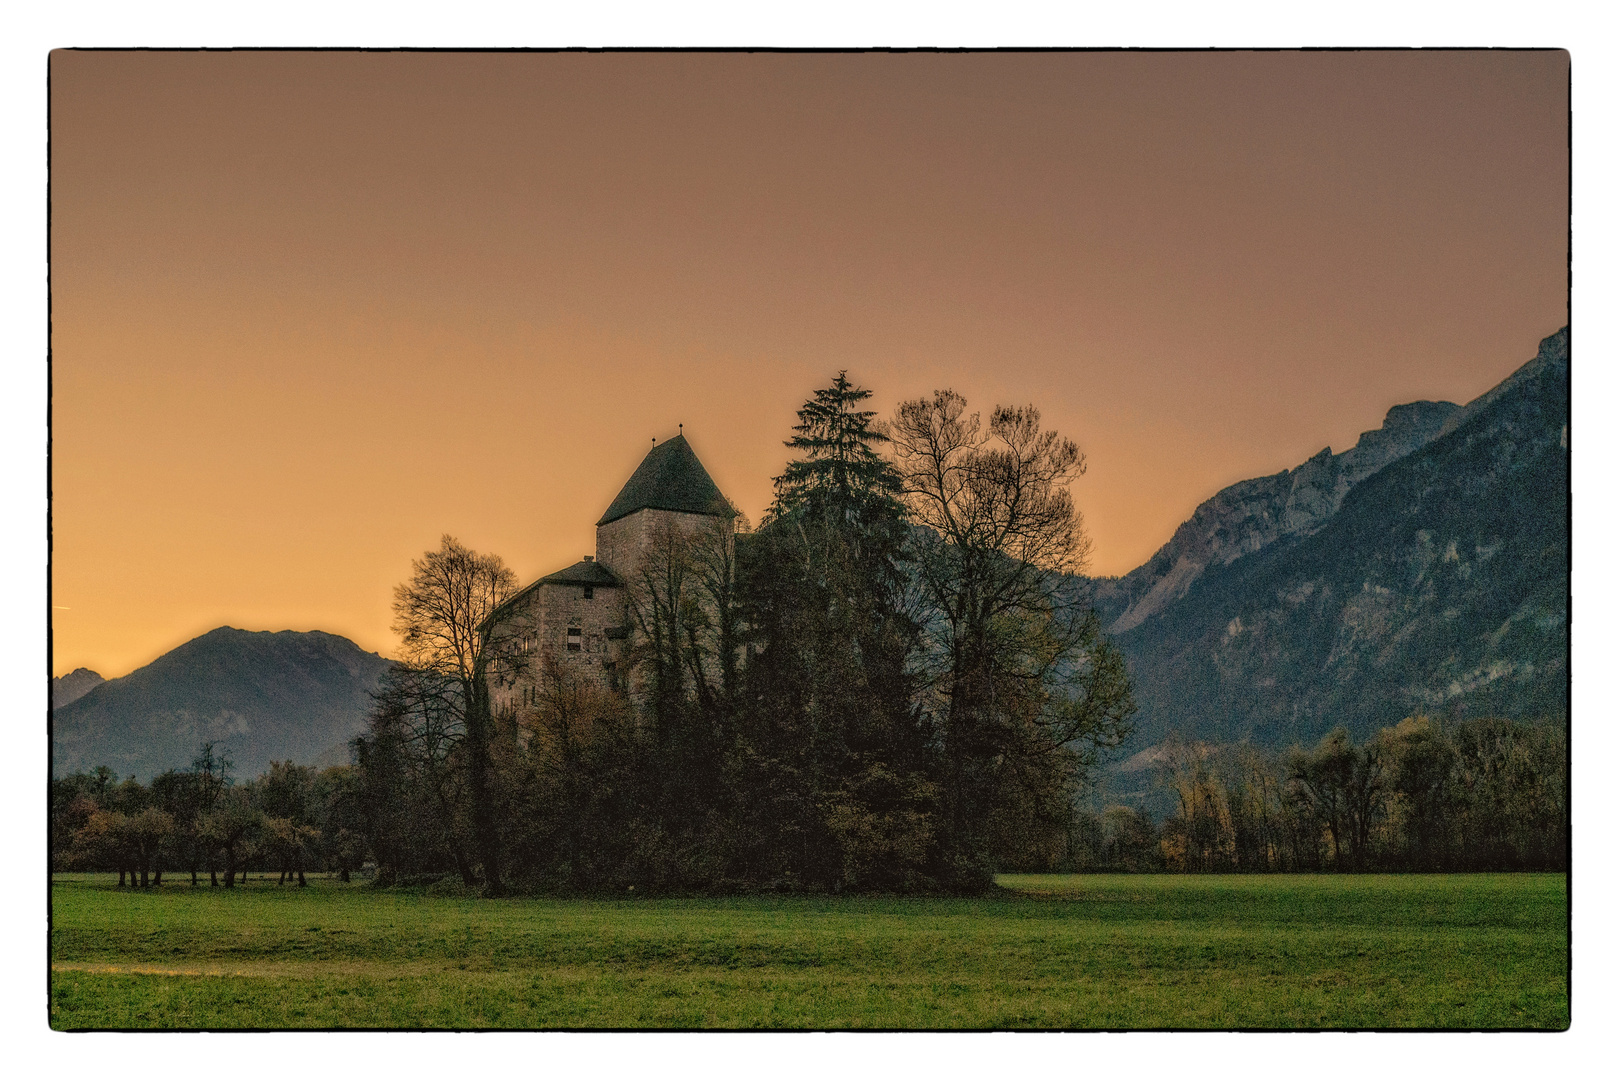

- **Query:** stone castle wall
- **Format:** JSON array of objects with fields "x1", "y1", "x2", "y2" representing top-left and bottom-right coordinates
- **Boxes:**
[
  {"x1": 488, "y1": 578, "x2": 627, "y2": 708},
  {"x1": 596, "y1": 507, "x2": 719, "y2": 587},
  {"x1": 491, "y1": 506, "x2": 730, "y2": 712}
]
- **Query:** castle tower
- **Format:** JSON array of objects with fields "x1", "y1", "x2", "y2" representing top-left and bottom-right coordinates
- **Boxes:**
[
  {"x1": 481, "y1": 433, "x2": 735, "y2": 708},
  {"x1": 595, "y1": 434, "x2": 734, "y2": 586}
]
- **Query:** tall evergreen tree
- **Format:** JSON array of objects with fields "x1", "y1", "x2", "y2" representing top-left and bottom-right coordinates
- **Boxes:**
[
  {"x1": 769, "y1": 371, "x2": 906, "y2": 536},
  {"x1": 739, "y1": 372, "x2": 937, "y2": 891}
]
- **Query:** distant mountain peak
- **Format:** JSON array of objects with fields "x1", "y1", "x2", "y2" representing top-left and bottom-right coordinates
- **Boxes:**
[
  {"x1": 52, "y1": 628, "x2": 393, "y2": 780},
  {"x1": 51, "y1": 668, "x2": 104, "y2": 710}
]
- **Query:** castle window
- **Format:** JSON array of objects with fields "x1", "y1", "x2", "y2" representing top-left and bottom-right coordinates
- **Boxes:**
[
  {"x1": 567, "y1": 627, "x2": 582, "y2": 652},
  {"x1": 583, "y1": 587, "x2": 594, "y2": 600}
]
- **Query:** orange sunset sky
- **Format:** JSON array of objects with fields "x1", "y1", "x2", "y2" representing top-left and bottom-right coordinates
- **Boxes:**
[{"x1": 49, "y1": 49, "x2": 1568, "y2": 679}]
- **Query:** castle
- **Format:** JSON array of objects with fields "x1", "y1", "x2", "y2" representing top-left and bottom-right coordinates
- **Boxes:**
[{"x1": 482, "y1": 434, "x2": 734, "y2": 708}]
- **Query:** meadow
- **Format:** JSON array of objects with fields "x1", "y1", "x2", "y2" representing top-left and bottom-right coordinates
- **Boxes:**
[{"x1": 49, "y1": 872, "x2": 1568, "y2": 1030}]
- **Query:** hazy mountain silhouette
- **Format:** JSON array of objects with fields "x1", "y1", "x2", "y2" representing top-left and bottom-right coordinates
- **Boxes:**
[
  {"x1": 52, "y1": 628, "x2": 394, "y2": 781},
  {"x1": 1095, "y1": 328, "x2": 1568, "y2": 753}
]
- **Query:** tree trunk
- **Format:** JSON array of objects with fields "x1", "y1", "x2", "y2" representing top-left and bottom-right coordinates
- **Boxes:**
[
  {"x1": 430, "y1": 775, "x2": 479, "y2": 888},
  {"x1": 464, "y1": 676, "x2": 505, "y2": 896},
  {"x1": 451, "y1": 839, "x2": 477, "y2": 886},
  {"x1": 339, "y1": 867, "x2": 350, "y2": 883},
  {"x1": 117, "y1": 868, "x2": 126, "y2": 887},
  {"x1": 940, "y1": 666, "x2": 998, "y2": 892}
]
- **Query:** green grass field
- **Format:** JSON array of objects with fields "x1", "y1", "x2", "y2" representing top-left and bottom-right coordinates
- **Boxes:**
[{"x1": 49, "y1": 871, "x2": 1568, "y2": 1030}]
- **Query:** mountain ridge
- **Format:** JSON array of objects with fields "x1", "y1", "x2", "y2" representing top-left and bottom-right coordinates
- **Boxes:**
[
  {"x1": 1094, "y1": 397, "x2": 1462, "y2": 635},
  {"x1": 1100, "y1": 327, "x2": 1568, "y2": 753}
]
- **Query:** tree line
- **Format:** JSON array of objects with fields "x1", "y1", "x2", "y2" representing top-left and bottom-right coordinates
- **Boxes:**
[
  {"x1": 51, "y1": 744, "x2": 363, "y2": 887},
  {"x1": 355, "y1": 376, "x2": 1136, "y2": 896},
  {"x1": 994, "y1": 715, "x2": 1565, "y2": 874},
  {"x1": 52, "y1": 709, "x2": 1563, "y2": 887}
]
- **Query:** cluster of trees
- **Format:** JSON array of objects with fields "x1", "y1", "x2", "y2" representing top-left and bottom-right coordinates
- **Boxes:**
[
  {"x1": 355, "y1": 376, "x2": 1136, "y2": 896},
  {"x1": 55, "y1": 710, "x2": 1562, "y2": 887},
  {"x1": 52, "y1": 744, "x2": 364, "y2": 887},
  {"x1": 999, "y1": 716, "x2": 1564, "y2": 874}
]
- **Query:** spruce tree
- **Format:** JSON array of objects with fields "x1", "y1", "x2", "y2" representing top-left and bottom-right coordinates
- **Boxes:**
[
  {"x1": 737, "y1": 373, "x2": 937, "y2": 891},
  {"x1": 769, "y1": 371, "x2": 906, "y2": 535}
]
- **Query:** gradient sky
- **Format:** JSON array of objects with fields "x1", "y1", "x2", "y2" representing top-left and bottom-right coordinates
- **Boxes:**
[{"x1": 49, "y1": 49, "x2": 1568, "y2": 678}]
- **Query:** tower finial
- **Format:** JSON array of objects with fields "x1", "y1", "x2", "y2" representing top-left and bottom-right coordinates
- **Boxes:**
[{"x1": 679, "y1": 422, "x2": 683, "y2": 435}]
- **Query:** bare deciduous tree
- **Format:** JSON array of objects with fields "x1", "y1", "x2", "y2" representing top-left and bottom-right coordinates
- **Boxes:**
[
  {"x1": 392, "y1": 534, "x2": 518, "y2": 894},
  {"x1": 890, "y1": 390, "x2": 1132, "y2": 888}
]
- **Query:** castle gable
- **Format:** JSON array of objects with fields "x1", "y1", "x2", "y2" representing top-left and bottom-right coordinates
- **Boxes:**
[
  {"x1": 596, "y1": 434, "x2": 733, "y2": 526},
  {"x1": 539, "y1": 558, "x2": 623, "y2": 588}
]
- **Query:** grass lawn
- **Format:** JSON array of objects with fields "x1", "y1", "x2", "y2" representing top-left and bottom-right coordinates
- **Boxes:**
[{"x1": 49, "y1": 871, "x2": 1568, "y2": 1030}]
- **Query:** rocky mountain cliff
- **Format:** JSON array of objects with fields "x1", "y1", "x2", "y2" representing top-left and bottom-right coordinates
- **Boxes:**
[
  {"x1": 52, "y1": 667, "x2": 104, "y2": 709},
  {"x1": 1094, "y1": 399, "x2": 1461, "y2": 634},
  {"x1": 1097, "y1": 327, "x2": 1568, "y2": 753},
  {"x1": 52, "y1": 628, "x2": 394, "y2": 780}
]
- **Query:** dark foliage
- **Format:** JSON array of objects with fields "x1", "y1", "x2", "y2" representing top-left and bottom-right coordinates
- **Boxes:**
[{"x1": 52, "y1": 740, "x2": 372, "y2": 887}]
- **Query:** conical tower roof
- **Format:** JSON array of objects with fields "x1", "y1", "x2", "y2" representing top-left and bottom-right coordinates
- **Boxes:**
[{"x1": 596, "y1": 434, "x2": 733, "y2": 526}]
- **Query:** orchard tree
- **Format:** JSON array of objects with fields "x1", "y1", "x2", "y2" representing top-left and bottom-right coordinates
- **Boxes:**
[
  {"x1": 149, "y1": 767, "x2": 213, "y2": 885},
  {"x1": 200, "y1": 786, "x2": 261, "y2": 888},
  {"x1": 127, "y1": 807, "x2": 175, "y2": 888},
  {"x1": 72, "y1": 809, "x2": 131, "y2": 884},
  {"x1": 311, "y1": 765, "x2": 367, "y2": 882}
]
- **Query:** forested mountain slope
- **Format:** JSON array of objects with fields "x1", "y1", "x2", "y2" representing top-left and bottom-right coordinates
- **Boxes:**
[
  {"x1": 1098, "y1": 328, "x2": 1568, "y2": 751},
  {"x1": 52, "y1": 627, "x2": 393, "y2": 780}
]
